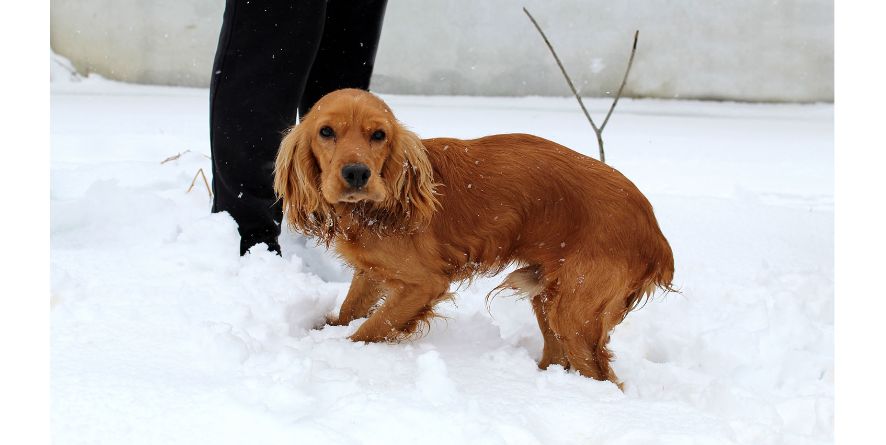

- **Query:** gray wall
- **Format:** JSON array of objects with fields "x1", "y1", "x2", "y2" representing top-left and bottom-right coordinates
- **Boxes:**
[{"x1": 50, "y1": 0, "x2": 834, "y2": 102}]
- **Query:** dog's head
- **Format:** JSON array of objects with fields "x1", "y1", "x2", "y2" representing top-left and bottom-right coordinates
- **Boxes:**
[{"x1": 274, "y1": 89, "x2": 438, "y2": 242}]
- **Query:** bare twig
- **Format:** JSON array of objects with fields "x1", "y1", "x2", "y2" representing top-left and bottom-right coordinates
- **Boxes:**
[
  {"x1": 161, "y1": 149, "x2": 212, "y2": 164},
  {"x1": 161, "y1": 150, "x2": 190, "y2": 164},
  {"x1": 600, "y1": 30, "x2": 639, "y2": 133},
  {"x1": 522, "y1": 9, "x2": 600, "y2": 137},
  {"x1": 187, "y1": 168, "x2": 212, "y2": 198},
  {"x1": 523, "y1": 7, "x2": 639, "y2": 164}
]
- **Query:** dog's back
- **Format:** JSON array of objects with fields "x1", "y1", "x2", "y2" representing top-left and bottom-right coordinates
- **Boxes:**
[{"x1": 423, "y1": 133, "x2": 673, "y2": 286}]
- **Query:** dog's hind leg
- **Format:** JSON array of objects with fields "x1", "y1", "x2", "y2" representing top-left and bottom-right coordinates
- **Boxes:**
[
  {"x1": 531, "y1": 291, "x2": 569, "y2": 370},
  {"x1": 547, "y1": 265, "x2": 629, "y2": 388},
  {"x1": 554, "y1": 309, "x2": 621, "y2": 386},
  {"x1": 494, "y1": 266, "x2": 569, "y2": 369}
]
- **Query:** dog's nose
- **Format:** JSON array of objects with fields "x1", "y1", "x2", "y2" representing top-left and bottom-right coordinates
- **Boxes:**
[{"x1": 341, "y1": 163, "x2": 371, "y2": 189}]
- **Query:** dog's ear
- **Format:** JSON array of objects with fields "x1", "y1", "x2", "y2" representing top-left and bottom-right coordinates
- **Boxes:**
[
  {"x1": 274, "y1": 123, "x2": 336, "y2": 242},
  {"x1": 382, "y1": 125, "x2": 438, "y2": 227}
]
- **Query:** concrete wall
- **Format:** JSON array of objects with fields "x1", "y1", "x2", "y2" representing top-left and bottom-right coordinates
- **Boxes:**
[{"x1": 50, "y1": 0, "x2": 833, "y2": 102}]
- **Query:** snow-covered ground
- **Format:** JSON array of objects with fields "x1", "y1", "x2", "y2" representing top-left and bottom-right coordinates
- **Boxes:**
[{"x1": 50, "y1": 62, "x2": 833, "y2": 444}]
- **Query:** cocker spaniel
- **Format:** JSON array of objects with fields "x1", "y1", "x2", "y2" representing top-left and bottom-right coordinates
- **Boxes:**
[{"x1": 274, "y1": 89, "x2": 674, "y2": 386}]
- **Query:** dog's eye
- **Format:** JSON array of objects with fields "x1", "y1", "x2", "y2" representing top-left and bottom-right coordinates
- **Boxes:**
[
  {"x1": 319, "y1": 126, "x2": 335, "y2": 138},
  {"x1": 371, "y1": 130, "x2": 386, "y2": 141}
]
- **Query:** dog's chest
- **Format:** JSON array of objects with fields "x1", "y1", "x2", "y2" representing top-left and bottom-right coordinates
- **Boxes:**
[{"x1": 334, "y1": 234, "x2": 424, "y2": 278}]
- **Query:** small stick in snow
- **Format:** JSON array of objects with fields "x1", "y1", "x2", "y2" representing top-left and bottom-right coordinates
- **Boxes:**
[
  {"x1": 187, "y1": 168, "x2": 212, "y2": 198},
  {"x1": 161, "y1": 150, "x2": 190, "y2": 164},
  {"x1": 161, "y1": 150, "x2": 212, "y2": 164},
  {"x1": 523, "y1": 7, "x2": 639, "y2": 164}
]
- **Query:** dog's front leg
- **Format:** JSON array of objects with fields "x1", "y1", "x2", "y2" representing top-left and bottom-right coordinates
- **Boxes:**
[
  {"x1": 349, "y1": 277, "x2": 448, "y2": 342},
  {"x1": 330, "y1": 269, "x2": 384, "y2": 326}
]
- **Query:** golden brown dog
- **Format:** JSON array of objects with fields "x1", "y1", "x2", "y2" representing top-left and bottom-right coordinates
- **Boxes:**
[{"x1": 274, "y1": 88, "x2": 674, "y2": 386}]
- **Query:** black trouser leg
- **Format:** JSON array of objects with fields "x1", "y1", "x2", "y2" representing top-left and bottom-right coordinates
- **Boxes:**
[
  {"x1": 210, "y1": 0, "x2": 327, "y2": 255},
  {"x1": 210, "y1": 0, "x2": 388, "y2": 256},
  {"x1": 299, "y1": 0, "x2": 389, "y2": 115}
]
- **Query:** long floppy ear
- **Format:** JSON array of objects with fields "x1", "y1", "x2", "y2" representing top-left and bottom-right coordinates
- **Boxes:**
[
  {"x1": 274, "y1": 123, "x2": 336, "y2": 243},
  {"x1": 381, "y1": 125, "x2": 439, "y2": 228}
]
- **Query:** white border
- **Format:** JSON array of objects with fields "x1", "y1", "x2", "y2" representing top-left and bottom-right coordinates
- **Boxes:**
[
  {"x1": 835, "y1": 1, "x2": 886, "y2": 443},
  {"x1": 0, "y1": 1, "x2": 50, "y2": 444}
]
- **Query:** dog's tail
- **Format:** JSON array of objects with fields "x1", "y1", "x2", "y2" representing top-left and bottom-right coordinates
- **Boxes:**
[{"x1": 625, "y1": 235, "x2": 677, "y2": 317}]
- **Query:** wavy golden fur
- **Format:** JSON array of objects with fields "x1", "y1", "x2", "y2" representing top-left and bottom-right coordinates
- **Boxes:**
[{"x1": 274, "y1": 89, "x2": 674, "y2": 387}]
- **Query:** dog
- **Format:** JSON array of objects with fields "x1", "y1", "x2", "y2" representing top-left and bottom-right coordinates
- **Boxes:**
[{"x1": 274, "y1": 88, "x2": 674, "y2": 386}]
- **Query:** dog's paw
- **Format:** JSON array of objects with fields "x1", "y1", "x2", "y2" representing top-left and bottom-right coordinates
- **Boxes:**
[
  {"x1": 326, "y1": 313, "x2": 362, "y2": 328},
  {"x1": 347, "y1": 329, "x2": 393, "y2": 343}
]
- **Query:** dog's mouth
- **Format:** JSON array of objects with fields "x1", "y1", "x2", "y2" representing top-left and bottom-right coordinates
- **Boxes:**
[
  {"x1": 339, "y1": 192, "x2": 367, "y2": 203},
  {"x1": 338, "y1": 188, "x2": 380, "y2": 203}
]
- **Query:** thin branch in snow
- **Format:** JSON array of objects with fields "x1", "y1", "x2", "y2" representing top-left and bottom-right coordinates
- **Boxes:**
[
  {"x1": 600, "y1": 30, "x2": 639, "y2": 134},
  {"x1": 161, "y1": 150, "x2": 212, "y2": 164},
  {"x1": 523, "y1": 7, "x2": 639, "y2": 164},
  {"x1": 161, "y1": 150, "x2": 191, "y2": 164},
  {"x1": 187, "y1": 168, "x2": 212, "y2": 198}
]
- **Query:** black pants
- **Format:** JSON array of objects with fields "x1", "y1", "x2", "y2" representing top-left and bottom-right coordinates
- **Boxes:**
[{"x1": 210, "y1": 0, "x2": 388, "y2": 255}]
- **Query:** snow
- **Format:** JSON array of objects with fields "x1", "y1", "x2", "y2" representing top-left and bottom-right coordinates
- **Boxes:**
[{"x1": 51, "y1": 58, "x2": 833, "y2": 444}]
